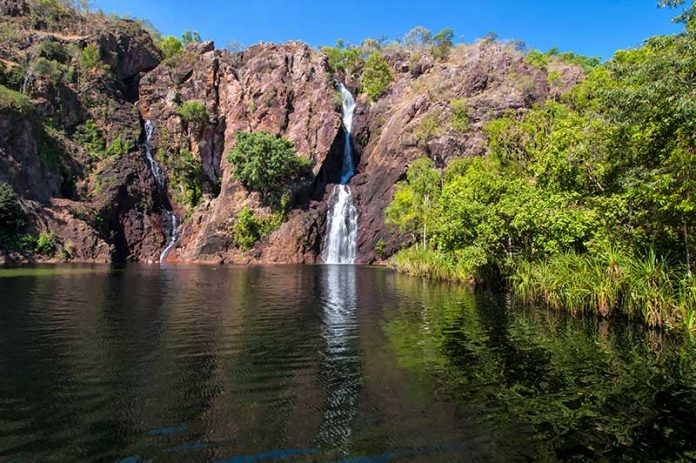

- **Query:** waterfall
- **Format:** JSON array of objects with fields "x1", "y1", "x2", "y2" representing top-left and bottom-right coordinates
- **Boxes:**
[
  {"x1": 142, "y1": 120, "x2": 180, "y2": 264},
  {"x1": 322, "y1": 84, "x2": 358, "y2": 264}
]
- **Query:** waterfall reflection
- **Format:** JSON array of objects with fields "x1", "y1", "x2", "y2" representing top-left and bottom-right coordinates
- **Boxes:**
[{"x1": 316, "y1": 265, "x2": 361, "y2": 454}]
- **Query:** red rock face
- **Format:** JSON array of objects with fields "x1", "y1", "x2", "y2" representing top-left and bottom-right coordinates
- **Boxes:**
[
  {"x1": 138, "y1": 41, "x2": 343, "y2": 264},
  {"x1": 1, "y1": 6, "x2": 584, "y2": 265},
  {"x1": 349, "y1": 42, "x2": 584, "y2": 262}
]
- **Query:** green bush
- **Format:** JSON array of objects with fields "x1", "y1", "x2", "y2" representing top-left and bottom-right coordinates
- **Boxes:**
[
  {"x1": 449, "y1": 98, "x2": 470, "y2": 133},
  {"x1": 35, "y1": 232, "x2": 56, "y2": 256},
  {"x1": 74, "y1": 120, "x2": 105, "y2": 159},
  {"x1": 38, "y1": 41, "x2": 68, "y2": 63},
  {"x1": 232, "y1": 206, "x2": 282, "y2": 251},
  {"x1": 31, "y1": 57, "x2": 65, "y2": 84},
  {"x1": 226, "y1": 131, "x2": 311, "y2": 207},
  {"x1": 524, "y1": 50, "x2": 549, "y2": 69},
  {"x1": 158, "y1": 36, "x2": 183, "y2": 60},
  {"x1": 321, "y1": 40, "x2": 363, "y2": 74},
  {"x1": 80, "y1": 43, "x2": 103, "y2": 71},
  {"x1": 30, "y1": 0, "x2": 69, "y2": 29},
  {"x1": 0, "y1": 85, "x2": 31, "y2": 114},
  {"x1": 176, "y1": 100, "x2": 208, "y2": 124},
  {"x1": 167, "y1": 148, "x2": 202, "y2": 208},
  {"x1": 414, "y1": 113, "x2": 441, "y2": 142},
  {"x1": 0, "y1": 64, "x2": 26, "y2": 92},
  {"x1": 105, "y1": 136, "x2": 132, "y2": 158},
  {"x1": 361, "y1": 52, "x2": 393, "y2": 101},
  {"x1": 0, "y1": 183, "x2": 26, "y2": 235},
  {"x1": 432, "y1": 28, "x2": 455, "y2": 60}
]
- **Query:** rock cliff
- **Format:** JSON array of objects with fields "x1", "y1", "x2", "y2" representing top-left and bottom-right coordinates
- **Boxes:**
[{"x1": 0, "y1": 4, "x2": 583, "y2": 265}]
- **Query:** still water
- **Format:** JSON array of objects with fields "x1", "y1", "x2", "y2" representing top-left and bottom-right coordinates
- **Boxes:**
[{"x1": 1, "y1": 265, "x2": 695, "y2": 462}]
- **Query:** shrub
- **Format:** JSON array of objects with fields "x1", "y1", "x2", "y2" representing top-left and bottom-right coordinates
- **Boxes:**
[
  {"x1": 80, "y1": 44, "x2": 103, "y2": 71},
  {"x1": 415, "y1": 113, "x2": 441, "y2": 143},
  {"x1": 432, "y1": 28, "x2": 455, "y2": 60},
  {"x1": 0, "y1": 183, "x2": 26, "y2": 235},
  {"x1": 232, "y1": 206, "x2": 282, "y2": 251},
  {"x1": 375, "y1": 239, "x2": 386, "y2": 259},
  {"x1": 35, "y1": 232, "x2": 56, "y2": 256},
  {"x1": 449, "y1": 98, "x2": 470, "y2": 133},
  {"x1": 525, "y1": 50, "x2": 549, "y2": 69},
  {"x1": 38, "y1": 40, "x2": 68, "y2": 63},
  {"x1": 176, "y1": 100, "x2": 208, "y2": 124},
  {"x1": 158, "y1": 36, "x2": 182, "y2": 60},
  {"x1": 226, "y1": 131, "x2": 311, "y2": 206},
  {"x1": 31, "y1": 57, "x2": 65, "y2": 84},
  {"x1": 0, "y1": 85, "x2": 31, "y2": 114},
  {"x1": 74, "y1": 120, "x2": 105, "y2": 159},
  {"x1": 389, "y1": 246, "x2": 477, "y2": 284},
  {"x1": 361, "y1": 52, "x2": 393, "y2": 101},
  {"x1": 30, "y1": 0, "x2": 69, "y2": 29},
  {"x1": 0, "y1": 64, "x2": 26, "y2": 92},
  {"x1": 321, "y1": 40, "x2": 363, "y2": 74},
  {"x1": 105, "y1": 136, "x2": 132, "y2": 158},
  {"x1": 167, "y1": 148, "x2": 202, "y2": 208}
]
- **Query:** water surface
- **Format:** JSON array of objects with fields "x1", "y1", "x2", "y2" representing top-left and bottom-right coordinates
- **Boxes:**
[{"x1": 1, "y1": 264, "x2": 695, "y2": 462}]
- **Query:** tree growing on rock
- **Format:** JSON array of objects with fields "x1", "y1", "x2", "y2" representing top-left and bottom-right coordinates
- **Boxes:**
[
  {"x1": 386, "y1": 157, "x2": 442, "y2": 248},
  {"x1": 226, "y1": 131, "x2": 311, "y2": 207},
  {"x1": 361, "y1": 52, "x2": 393, "y2": 101}
]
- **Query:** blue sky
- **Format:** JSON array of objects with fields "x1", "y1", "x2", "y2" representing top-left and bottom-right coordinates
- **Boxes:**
[{"x1": 94, "y1": 0, "x2": 684, "y2": 59}]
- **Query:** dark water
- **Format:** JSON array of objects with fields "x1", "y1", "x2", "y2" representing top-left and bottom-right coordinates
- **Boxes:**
[{"x1": 1, "y1": 265, "x2": 696, "y2": 463}]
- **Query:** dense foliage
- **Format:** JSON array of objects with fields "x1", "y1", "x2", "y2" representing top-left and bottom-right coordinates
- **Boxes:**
[
  {"x1": 387, "y1": 16, "x2": 696, "y2": 329},
  {"x1": 361, "y1": 52, "x2": 393, "y2": 102},
  {"x1": 232, "y1": 206, "x2": 282, "y2": 251},
  {"x1": 176, "y1": 100, "x2": 208, "y2": 124},
  {"x1": 226, "y1": 131, "x2": 311, "y2": 207}
]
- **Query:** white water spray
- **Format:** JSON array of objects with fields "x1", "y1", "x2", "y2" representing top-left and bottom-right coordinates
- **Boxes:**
[
  {"x1": 323, "y1": 84, "x2": 358, "y2": 264},
  {"x1": 142, "y1": 120, "x2": 180, "y2": 263}
]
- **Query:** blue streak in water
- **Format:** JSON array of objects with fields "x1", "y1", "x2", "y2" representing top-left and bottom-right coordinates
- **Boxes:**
[
  {"x1": 146, "y1": 424, "x2": 188, "y2": 436},
  {"x1": 215, "y1": 448, "x2": 318, "y2": 463}
]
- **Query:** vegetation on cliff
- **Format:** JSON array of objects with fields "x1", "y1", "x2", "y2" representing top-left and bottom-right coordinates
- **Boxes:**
[
  {"x1": 387, "y1": 5, "x2": 695, "y2": 330},
  {"x1": 227, "y1": 131, "x2": 312, "y2": 208}
]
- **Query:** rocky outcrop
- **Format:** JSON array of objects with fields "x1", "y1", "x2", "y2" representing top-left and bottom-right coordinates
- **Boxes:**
[
  {"x1": 0, "y1": 7, "x2": 166, "y2": 263},
  {"x1": 1, "y1": 4, "x2": 586, "y2": 266},
  {"x1": 139, "y1": 41, "x2": 342, "y2": 263},
  {"x1": 349, "y1": 42, "x2": 584, "y2": 262}
]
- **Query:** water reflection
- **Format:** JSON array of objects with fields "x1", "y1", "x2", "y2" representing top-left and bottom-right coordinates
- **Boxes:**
[
  {"x1": 0, "y1": 265, "x2": 695, "y2": 462},
  {"x1": 316, "y1": 265, "x2": 360, "y2": 455}
]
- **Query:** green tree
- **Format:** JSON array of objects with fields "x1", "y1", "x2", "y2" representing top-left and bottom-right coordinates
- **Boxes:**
[
  {"x1": 226, "y1": 131, "x2": 311, "y2": 206},
  {"x1": 403, "y1": 26, "x2": 432, "y2": 48},
  {"x1": 158, "y1": 36, "x2": 182, "y2": 60},
  {"x1": 361, "y1": 52, "x2": 393, "y2": 101},
  {"x1": 432, "y1": 28, "x2": 455, "y2": 60},
  {"x1": 386, "y1": 157, "x2": 442, "y2": 248},
  {"x1": 181, "y1": 30, "x2": 202, "y2": 47}
]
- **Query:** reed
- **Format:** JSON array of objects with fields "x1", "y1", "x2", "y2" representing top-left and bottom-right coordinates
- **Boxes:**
[
  {"x1": 388, "y1": 247, "x2": 477, "y2": 284},
  {"x1": 512, "y1": 249, "x2": 696, "y2": 331}
]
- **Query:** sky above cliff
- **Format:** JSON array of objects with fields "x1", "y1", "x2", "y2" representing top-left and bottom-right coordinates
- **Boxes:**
[{"x1": 94, "y1": 0, "x2": 683, "y2": 59}]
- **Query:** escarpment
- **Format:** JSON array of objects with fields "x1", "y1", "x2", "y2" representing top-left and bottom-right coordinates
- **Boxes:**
[{"x1": 0, "y1": 4, "x2": 584, "y2": 265}]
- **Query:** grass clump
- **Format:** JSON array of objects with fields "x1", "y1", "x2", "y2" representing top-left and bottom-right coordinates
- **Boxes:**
[
  {"x1": 511, "y1": 248, "x2": 696, "y2": 331},
  {"x1": 389, "y1": 247, "x2": 477, "y2": 284},
  {"x1": 232, "y1": 206, "x2": 283, "y2": 251}
]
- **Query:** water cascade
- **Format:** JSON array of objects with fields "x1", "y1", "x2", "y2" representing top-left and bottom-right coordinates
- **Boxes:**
[
  {"x1": 322, "y1": 84, "x2": 358, "y2": 264},
  {"x1": 142, "y1": 120, "x2": 180, "y2": 263}
]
